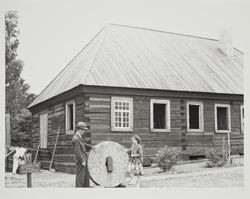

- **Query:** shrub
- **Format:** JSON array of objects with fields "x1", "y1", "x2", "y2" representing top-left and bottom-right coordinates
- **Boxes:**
[
  {"x1": 205, "y1": 148, "x2": 229, "y2": 167},
  {"x1": 155, "y1": 145, "x2": 181, "y2": 172}
]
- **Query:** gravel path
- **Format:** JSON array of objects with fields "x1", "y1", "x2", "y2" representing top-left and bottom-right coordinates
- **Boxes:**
[{"x1": 5, "y1": 163, "x2": 244, "y2": 188}]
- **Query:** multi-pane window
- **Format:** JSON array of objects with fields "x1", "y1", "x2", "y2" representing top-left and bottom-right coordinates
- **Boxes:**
[
  {"x1": 111, "y1": 97, "x2": 133, "y2": 131},
  {"x1": 241, "y1": 105, "x2": 244, "y2": 133},
  {"x1": 66, "y1": 100, "x2": 75, "y2": 133},
  {"x1": 187, "y1": 101, "x2": 204, "y2": 132},
  {"x1": 215, "y1": 104, "x2": 231, "y2": 133},
  {"x1": 150, "y1": 99, "x2": 171, "y2": 132}
]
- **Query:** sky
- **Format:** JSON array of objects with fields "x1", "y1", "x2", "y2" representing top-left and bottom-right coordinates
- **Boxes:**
[{"x1": 2, "y1": 0, "x2": 250, "y2": 95}]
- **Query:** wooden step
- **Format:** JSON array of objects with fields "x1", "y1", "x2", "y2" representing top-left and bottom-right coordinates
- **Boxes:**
[
  {"x1": 54, "y1": 162, "x2": 76, "y2": 174},
  {"x1": 55, "y1": 166, "x2": 76, "y2": 174},
  {"x1": 54, "y1": 154, "x2": 75, "y2": 162},
  {"x1": 40, "y1": 160, "x2": 76, "y2": 171},
  {"x1": 48, "y1": 146, "x2": 74, "y2": 154},
  {"x1": 32, "y1": 150, "x2": 52, "y2": 162},
  {"x1": 40, "y1": 161, "x2": 51, "y2": 170},
  {"x1": 54, "y1": 162, "x2": 75, "y2": 166}
]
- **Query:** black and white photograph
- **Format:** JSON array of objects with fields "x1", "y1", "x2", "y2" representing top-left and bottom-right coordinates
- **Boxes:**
[{"x1": 1, "y1": 0, "x2": 250, "y2": 196}]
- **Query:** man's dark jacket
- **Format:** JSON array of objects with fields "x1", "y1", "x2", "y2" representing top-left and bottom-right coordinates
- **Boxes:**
[{"x1": 72, "y1": 133, "x2": 90, "y2": 187}]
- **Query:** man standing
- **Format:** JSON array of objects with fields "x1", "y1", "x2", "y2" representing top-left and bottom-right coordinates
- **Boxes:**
[{"x1": 72, "y1": 121, "x2": 93, "y2": 187}]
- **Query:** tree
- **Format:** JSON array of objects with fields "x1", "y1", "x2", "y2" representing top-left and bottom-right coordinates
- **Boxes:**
[
  {"x1": 5, "y1": 11, "x2": 37, "y2": 147},
  {"x1": 12, "y1": 108, "x2": 33, "y2": 148},
  {"x1": 5, "y1": 11, "x2": 19, "y2": 65}
]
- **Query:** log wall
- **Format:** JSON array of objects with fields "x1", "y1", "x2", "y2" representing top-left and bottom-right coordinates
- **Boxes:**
[
  {"x1": 30, "y1": 89, "x2": 244, "y2": 173},
  {"x1": 84, "y1": 93, "x2": 244, "y2": 162},
  {"x1": 31, "y1": 94, "x2": 90, "y2": 173}
]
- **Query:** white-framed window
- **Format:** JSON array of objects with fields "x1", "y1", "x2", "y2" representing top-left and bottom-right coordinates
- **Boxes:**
[
  {"x1": 241, "y1": 105, "x2": 244, "y2": 133},
  {"x1": 65, "y1": 100, "x2": 75, "y2": 134},
  {"x1": 39, "y1": 110, "x2": 48, "y2": 148},
  {"x1": 150, "y1": 99, "x2": 171, "y2": 132},
  {"x1": 214, "y1": 104, "x2": 231, "y2": 133},
  {"x1": 186, "y1": 101, "x2": 204, "y2": 132},
  {"x1": 111, "y1": 97, "x2": 133, "y2": 131}
]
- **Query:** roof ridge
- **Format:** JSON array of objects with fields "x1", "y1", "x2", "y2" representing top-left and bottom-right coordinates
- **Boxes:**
[
  {"x1": 109, "y1": 23, "x2": 243, "y2": 54},
  {"x1": 28, "y1": 25, "x2": 106, "y2": 108},
  {"x1": 109, "y1": 23, "x2": 219, "y2": 42}
]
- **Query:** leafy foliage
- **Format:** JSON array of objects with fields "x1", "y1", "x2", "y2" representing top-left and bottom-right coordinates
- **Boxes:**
[
  {"x1": 155, "y1": 145, "x2": 182, "y2": 172},
  {"x1": 5, "y1": 60, "x2": 31, "y2": 114},
  {"x1": 5, "y1": 11, "x2": 37, "y2": 147},
  {"x1": 11, "y1": 109, "x2": 33, "y2": 148},
  {"x1": 5, "y1": 11, "x2": 20, "y2": 65},
  {"x1": 205, "y1": 148, "x2": 229, "y2": 167}
]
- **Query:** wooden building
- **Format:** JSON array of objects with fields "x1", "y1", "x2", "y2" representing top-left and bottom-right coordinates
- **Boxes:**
[{"x1": 28, "y1": 24, "x2": 244, "y2": 173}]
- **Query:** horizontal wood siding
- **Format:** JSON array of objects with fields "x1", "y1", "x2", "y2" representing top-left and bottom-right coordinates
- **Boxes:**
[
  {"x1": 186, "y1": 99, "x2": 243, "y2": 155},
  {"x1": 85, "y1": 94, "x2": 244, "y2": 160},
  {"x1": 31, "y1": 94, "x2": 90, "y2": 173},
  {"x1": 87, "y1": 95, "x2": 179, "y2": 161},
  {"x1": 31, "y1": 90, "x2": 244, "y2": 173}
]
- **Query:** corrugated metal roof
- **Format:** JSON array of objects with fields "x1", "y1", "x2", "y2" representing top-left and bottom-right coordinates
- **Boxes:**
[{"x1": 29, "y1": 24, "x2": 243, "y2": 108}]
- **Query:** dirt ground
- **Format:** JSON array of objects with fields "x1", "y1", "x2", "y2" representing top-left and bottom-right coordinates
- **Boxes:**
[
  {"x1": 140, "y1": 166, "x2": 243, "y2": 187},
  {"x1": 5, "y1": 161, "x2": 244, "y2": 188}
]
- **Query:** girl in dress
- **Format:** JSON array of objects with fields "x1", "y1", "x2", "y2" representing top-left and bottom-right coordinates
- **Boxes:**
[{"x1": 127, "y1": 135, "x2": 144, "y2": 187}]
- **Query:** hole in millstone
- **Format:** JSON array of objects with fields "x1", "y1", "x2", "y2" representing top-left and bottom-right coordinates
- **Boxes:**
[{"x1": 105, "y1": 156, "x2": 113, "y2": 172}]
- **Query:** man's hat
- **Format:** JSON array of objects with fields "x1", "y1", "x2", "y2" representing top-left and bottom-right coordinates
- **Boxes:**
[{"x1": 76, "y1": 121, "x2": 88, "y2": 130}]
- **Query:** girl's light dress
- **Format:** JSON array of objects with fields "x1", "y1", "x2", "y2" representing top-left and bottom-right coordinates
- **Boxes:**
[{"x1": 127, "y1": 144, "x2": 144, "y2": 175}]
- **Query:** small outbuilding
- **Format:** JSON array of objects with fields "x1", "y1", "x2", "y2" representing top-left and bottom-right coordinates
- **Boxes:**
[{"x1": 28, "y1": 24, "x2": 244, "y2": 173}]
